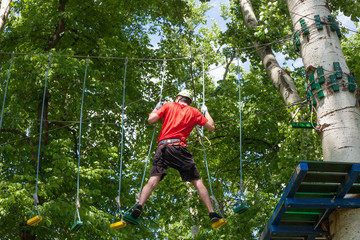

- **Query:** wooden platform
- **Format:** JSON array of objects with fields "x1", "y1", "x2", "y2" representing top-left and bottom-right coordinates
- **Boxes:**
[{"x1": 260, "y1": 161, "x2": 360, "y2": 240}]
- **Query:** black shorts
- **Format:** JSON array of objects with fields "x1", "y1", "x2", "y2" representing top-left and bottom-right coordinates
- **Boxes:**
[{"x1": 150, "y1": 144, "x2": 200, "y2": 182}]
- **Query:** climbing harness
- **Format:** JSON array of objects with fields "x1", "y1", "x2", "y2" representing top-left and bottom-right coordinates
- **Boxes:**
[
  {"x1": 199, "y1": 57, "x2": 227, "y2": 229},
  {"x1": 233, "y1": 53, "x2": 249, "y2": 214},
  {"x1": 27, "y1": 54, "x2": 52, "y2": 226},
  {"x1": 0, "y1": 52, "x2": 14, "y2": 131},
  {"x1": 110, "y1": 58, "x2": 128, "y2": 230},
  {"x1": 71, "y1": 58, "x2": 89, "y2": 232},
  {"x1": 122, "y1": 59, "x2": 167, "y2": 225}
]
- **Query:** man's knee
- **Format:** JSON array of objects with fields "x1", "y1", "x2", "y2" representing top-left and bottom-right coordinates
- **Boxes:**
[
  {"x1": 191, "y1": 178, "x2": 205, "y2": 188},
  {"x1": 148, "y1": 175, "x2": 161, "y2": 188}
]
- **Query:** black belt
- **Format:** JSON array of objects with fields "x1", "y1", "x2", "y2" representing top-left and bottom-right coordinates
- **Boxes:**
[{"x1": 158, "y1": 138, "x2": 181, "y2": 146}]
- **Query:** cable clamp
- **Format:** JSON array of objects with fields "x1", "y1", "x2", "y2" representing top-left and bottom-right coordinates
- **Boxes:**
[
  {"x1": 240, "y1": 180, "x2": 244, "y2": 193},
  {"x1": 33, "y1": 193, "x2": 39, "y2": 205},
  {"x1": 48, "y1": 53, "x2": 52, "y2": 62},
  {"x1": 135, "y1": 193, "x2": 140, "y2": 204},
  {"x1": 115, "y1": 196, "x2": 121, "y2": 209},
  {"x1": 210, "y1": 195, "x2": 219, "y2": 207},
  {"x1": 195, "y1": 125, "x2": 203, "y2": 138},
  {"x1": 75, "y1": 198, "x2": 80, "y2": 209}
]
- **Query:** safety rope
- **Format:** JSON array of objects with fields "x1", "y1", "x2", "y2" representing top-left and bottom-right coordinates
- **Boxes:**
[
  {"x1": 113, "y1": 58, "x2": 128, "y2": 221},
  {"x1": 126, "y1": 59, "x2": 167, "y2": 213},
  {"x1": 30, "y1": 54, "x2": 52, "y2": 218},
  {"x1": 236, "y1": 53, "x2": 248, "y2": 207},
  {"x1": 74, "y1": 58, "x2": 89, "y2": 224},
  {"x1": 0, "y1": 52, "x2": 14, "y2": 131},
  {"x1": 200, "y1": 57, "x2": 225, "y2": 219}
]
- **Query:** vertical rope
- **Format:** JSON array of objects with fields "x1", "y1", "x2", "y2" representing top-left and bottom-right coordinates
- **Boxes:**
[
  {"x1": 129, "y1": 59, "x2": 166, "y2": 212},
  {"x1": 201, "y1": 56, "x2": 213, "y2": 195},
  {"x1": 202, "y1": 57, "x2": 205, "y2": 106},
  {"x1": 115, "y1": 58, "x2": 128, "y2": 217},
  {"x1": 236, "y1": 52, "x2": 247, "y2": 206},
  {"x1": 75, "y1": 58, "x2": 89, "y2": 221},
  {"x1": 0, "y1": 52, "x2": 14, "y2": 131},
  {"x1": 236, "y1": 53, "x2": 243, "y2": 192},
  {"x1": 139, "y1": 59, "x2": 166, "y2": 189},
  {"x1": 35, "y1": 54, "x2": 52, "y2": 197},
  {"x1": 200, "y1": 56, "x2": 224, "y2": 218}
]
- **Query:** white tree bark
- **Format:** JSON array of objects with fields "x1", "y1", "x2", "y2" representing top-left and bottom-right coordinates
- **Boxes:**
[
  {"x1": 0, "y1": 0, "x2": 11, "y2": 32},
  {"x1": 239, "y1": 0, "x2": 301, "y2": 106},
  {"x1": 287, "y1": 0, "x2": 360, "y2": 239}
]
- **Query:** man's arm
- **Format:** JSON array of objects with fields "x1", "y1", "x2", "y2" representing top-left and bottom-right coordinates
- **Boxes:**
[
  {"x1": 201, "y1": 104, "x2": 215, "y2": 132},
  {"x1": 203, "y1": 111, "x2": 215, "y2": 132},
  {"x1": 148, "y1": 102, "x2": 162, "y2": 123},
  {"x1": 148, "y1": 109, "x2": 160, "y2": 123}
]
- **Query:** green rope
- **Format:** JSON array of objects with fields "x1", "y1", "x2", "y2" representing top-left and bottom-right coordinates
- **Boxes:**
[
  {"x1": 32, "y1": 54, "x2": 52, "y2": 217},
  {"x1": 113, "y1": 58, "x2": 128, "y2": 221},
  {"x1": 236, "y1": 53, "x2": 247, "y2": 206},
  {"x1": 74, "y1": 58, "x2": 89, "y2": 222},
  {"x1": 200, "y1": 57, "x2": 224, "y2": 218},
  {"x1": 127, "y1": 59, "x2": 166, "y2": 213},
  {"x1": 0, "y1": 52, "x2": 14, "y2": 131},
  {"x1": 201, "y1": 57, "x2": 213, "y2": 195}
]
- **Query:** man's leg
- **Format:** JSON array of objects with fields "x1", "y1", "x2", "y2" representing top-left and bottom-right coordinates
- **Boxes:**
[
  {"x1": 139, "y1": 174, "x2": 162, "y2": 205},
  {"x1": 192, "y1": 179, "x2": 223, "y2": 223},
  {"x1": 191, "y1": 179, "x2": 214, "y2": 213},
  {"x1": 131, "y1": 174, "x2": 162, "y2": 219}
]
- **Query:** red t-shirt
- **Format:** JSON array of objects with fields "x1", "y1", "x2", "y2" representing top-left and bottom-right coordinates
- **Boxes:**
[{"x1": 155, "y1": 102, "x2": 208, "y2": 144}]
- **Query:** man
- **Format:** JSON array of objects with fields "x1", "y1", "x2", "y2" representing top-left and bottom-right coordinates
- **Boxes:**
[{"x1": 130, "y1": 89, "x2": 224, "y2": 226}]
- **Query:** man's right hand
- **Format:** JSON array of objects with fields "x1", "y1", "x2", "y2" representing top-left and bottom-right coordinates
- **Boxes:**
[
  {"x1": 201, "y1": 104, "x2": 208, "y2": 115},
  {"x1": 155, "y1": 101, "x2": 163, "y2": 110}
]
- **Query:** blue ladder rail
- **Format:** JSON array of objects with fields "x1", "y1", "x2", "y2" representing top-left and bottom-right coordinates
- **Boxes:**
[{"x1": 260, "y1": 161, "x2": 360, "y2": 240}]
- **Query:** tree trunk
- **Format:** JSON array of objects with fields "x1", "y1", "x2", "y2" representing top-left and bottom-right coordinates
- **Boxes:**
[
  {"x1": 20, "y1": 222, "x2": 36, "y2": 240},
  {"x1": 0, "y1": 0, "x2": 11, "y2": 31},
  {"x1": 239, "y1": 0, "x2": 301, "y2": 107},
  {"x1": 46, "y1": 0, "x2": 68, "y2": 50},
  {"x1": 286, "y1": 0, "x2": 360, "y2": 239}
]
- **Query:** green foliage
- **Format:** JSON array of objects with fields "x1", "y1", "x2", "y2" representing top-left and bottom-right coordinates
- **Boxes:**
[
  {"x1": 342, "y1": 23, "x2": 360, "y2": 78},
  {"x1": 0, "y1": 0, "x2": 357, "y2": 239},
  {"x1": 329, "y1": 1, "x2": 360, "y2": 22}
]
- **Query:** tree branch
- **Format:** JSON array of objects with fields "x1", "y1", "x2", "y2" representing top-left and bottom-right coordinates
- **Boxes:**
[
  {"x1": 0, "y1": 128, "x2": 36, "y2": 146},
  {"x1": 239, "y1": 0, "x2": 301, "y2": 111},
  {"x1": 46, "y1": 0, "x2": 68, "y2": 50},
  {"x1": 222, "y1": 54, "x2": 235, "y2": 81},
  {"x1": 50, "y1": 121, "x2": 78, "y2": 159}
]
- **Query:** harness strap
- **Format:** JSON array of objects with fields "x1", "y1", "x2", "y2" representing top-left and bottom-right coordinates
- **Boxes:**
[{"x1": 158, "y1": 138, "x2": 186, "y2": 147}]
